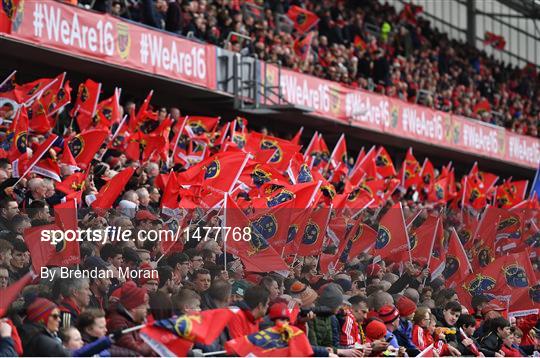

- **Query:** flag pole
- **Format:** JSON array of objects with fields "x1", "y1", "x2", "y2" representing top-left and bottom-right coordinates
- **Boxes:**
[
  {"x1": 223, "y1": 192, "x2": 228, "y2": 271},
  {"x1": 202, "y1": 351, "x2": 227, "y2": 356}
]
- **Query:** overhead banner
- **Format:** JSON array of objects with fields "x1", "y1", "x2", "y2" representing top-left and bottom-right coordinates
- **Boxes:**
[
  {"x1": 264, "y1": 64, "x2": 540, "y2": 169},
  {"x1": 4, "y1": 0, "x2": 216, "y2": 90}
]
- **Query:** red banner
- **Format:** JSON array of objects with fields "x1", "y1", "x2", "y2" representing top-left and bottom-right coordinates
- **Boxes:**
[
  {"x1": 5, "y1": 0, "x2": 216, "y2": 90},
  {"x1": 264, "y1": 64, "x2": 540, "y2": 169}
]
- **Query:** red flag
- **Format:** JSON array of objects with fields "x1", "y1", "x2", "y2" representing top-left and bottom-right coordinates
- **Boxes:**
[
  {"x1": 329, "y1": 134, "x2": 347, "y2": 169},
  {"x1": 24, "y1": 224, "x2": 57, "y2": 272},
  {"x1": 297, "y1": 204, "x2": 332, "y2": 256},
  {"x1": 27, "y1": 97, "x2": 53, "y2": 134},
  {"x1": 91, "y1": 167, "x2": 135, "y2": 209},
  {"x1": 200, "y1": 152, "x2": 249, "y2": 193},
  {"x1": 373, "y1": 202, "x2": 410, "y2": 261},
  {"x1": 72, "y1": 79, "x2": 101, "y2": 131},
  {"x1": 346, "y1": 222, "x2": 377, "y2": 260},
  {"x1": 399, "y1": 148, "x2": 421, "y2": 189},
  {"x1": 12, "y1": 134, "x2": 58, "y2": 179},
  {"x1": 56, "y1": 171, "x2": 87, "y2": 202},
  {"x1": 353, "y1": 35, "x2": 367, "y2": 50},
  {"x1": 7, "y1": 105, "x2": 28, "y2": 161},
  {"x1": 47, "y1": 200, "x2": 80, "y2": 267},
  {"x1": 420, "y1": 158, "x2": 435, "y2": 192},
  {"x1": 67, "y1": 129, "x2": 109, "y2": 169},
  {"x1": 287, "y1": 5, "x2": 319, "y2": 33},
  {"x1": 427, "y1": 176, "x2": 448, "y2": 204},
  {"x1": 141, "y1": 309, "x2": 237, "y2": 357},
  {"x1": 225, "y1": 323, "x2": 313, "y2": 357},
  {"x1": 443, "y1": 229, "x2": 472, "y2": 286},
  {"x1": 408, "y1": 215, "x2": 440, "y2": 266},
  {"x1": 0, "y1": 0, "x2": 21, "y2": 33},
  {"x1": 161, "y1": 172, "x2": 182, "y2": 217},
  {"x1": 224, "y1": 194, "x2": 288, "y2": 273},
  {"x1": 31, "y1": 157, "x2": 61, "y2": 182},
  {"x1": 374, "y1": 146, "x2": 396, "y2": 178},
  {"x1": 15, "y1": 76, "x2": 59, "y2": 104},
  {"x1": 0, "y1": 272, "x2": 33, "y2": 317},
  {"x1": 291, "y1": 126, "x2": 303, "y2": 146},
  {"x1": 94, "y1": 89, "x2": 121, "y2": 129},
  {"x1": 186, "y1": 116, "x2": 219, "y2": 136},
  {"x1": 293, "y1": 32, "x2": 314, "y2": 62}
]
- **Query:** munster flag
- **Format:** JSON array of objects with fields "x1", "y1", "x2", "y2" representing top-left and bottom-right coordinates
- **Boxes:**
[
  {"x1": 48, "y1": 200, "x2": 80, "y2": 267},
  {"x1": 72, "y1": 79, "x2": 101, "y2": 131},
  {"x1": 0, "y1": 0, "x2": 21, "y2": 33},
  {"x1": 15, "y1": 76, "x2": 59, "y2": 104},
  {"x1": 346, "y1": 221, "x2": 377, "y2": 260},
  {"x1": 224, "y1": 194, "x2": 288, "y2": 273},
  {"x1": 186, "y1": 116, "x2": 219, "y2": 136},
  {"x1": 329, "y1": 133, "x2": 347, "y2": 169},
  {"x1": 27, "y1": 98, "x2": 53, "y2": 134},
  {"x1": 420, "y1": 158, "x2": 435, "y2": 192},
  {"x1": 201, "y1": 152, "x2": 249, "y2": 193},
  {"x1": 56, "y1": 172, "x2": 87, "y2": 202},
  {"x1": 12, "y1": 134, "x2": 58, "y2": 179},
  {"x1": 7, "y1": 105, "x2": 28, "y2": 161},
  {"x1": 374, "y1": 146, "x2": 396, "y2": 178},
  {"x1": 407, "y1": 215, "x2": 440, "y2": 265},
  {"x1": 297, "y1": 204, "x2": 332, "y2": 256},
  {"x1": 91, "y1": 167, "x2": 135, "y2": 209},
  {"x1": 225, "y1": 323, "x2": 313, "y2": 357},
  {"x1": 67, "y1": 129, "x2": 109, "y2": 169},
  {"x1": 293, "y1": 32, "x2": 314, "y2": 62},
  {"x1": 373, "y1": 202, "x2": 410, "y2": 261},
  {"x1": 287, "y1": 5, "x2": 319, "y2": 33},
  {"x1": 399, "y1": 148, "x2": 420, "y2": 189},
  {"x1": 140, "y1": 309, "x2": 237, "y2": 357},
  {"x1": 0, "y1": 273, "x2": 32, "y2": 317},
  {"x1": 443, "y1": 229, "x2": 472, "y2": 286},
  {"x1": 94, "y1": 89, "x2": 120, "y2": 129}
]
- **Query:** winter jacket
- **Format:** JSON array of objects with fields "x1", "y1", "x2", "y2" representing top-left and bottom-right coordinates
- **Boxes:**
[
  {"x1": 411, "y1": 324, "x2": 433, "y2": 350},
  {"x1": 19, "y1": 322, "x2": 70, "y2": 357},
  {"x1": 59, "y1": 297, "x2": 81, "y2": 330},
  {"x1": 478, "y1": 331, "x2": 503, "y2": 356},
  {"x1": 308, "y1": 315, "x2": 340, "y2": 348},
  {"x1": 106, "y1": 303, "x2": 154, "y2": 356},
  {"x1": 81, "y1": 332, "x2": 137, "y2": 357},
  {"x1": 0, "y1": 337, "x2": 17, "y2": 357}
]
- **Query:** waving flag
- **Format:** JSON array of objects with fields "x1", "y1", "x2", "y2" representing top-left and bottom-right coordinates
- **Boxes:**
[
  {"x1": 90, "y1": 167, "x2": 135, "y2": 209},
  {"x1": 12, "y1": 134, "x2": 58, "y2": 179},
  {"x1": 329, "y1": 133, "x2": 347, "y2": 169},
  {"x1": 56, "y1": 172, "x2": 87, "y2": 202},
  {"x1": 407, "y1": 215, "x2": 440, "y2": 265},
  {"x1": 224, "y1": 194, "x2": 288, "y2": 273},
  {"x1": 141, "y1": 309, "x2": 237, "y2": 357},
  {"x1": 67, "y1": 129, "x2": 109, "y2": 169},
  {"x1": 373, "y1": 202, "x2": 410, "y2": 262},
  {"x1": 94, "y1": 89, "x2": 121, "y2": 129},
  {"x1": 186, "y1": 116, "x2": 219, "y2": 136},
  {"x1": 293, "y1": 32, "x2": 314, "y2": 62},
  {"x1": 7, "y1": 105, "x2": 28, "y2": 161},
  {"x1": 297, "y1": 204, "x2": 332, "y2": 256},
  {"x1": 374, "y1": 146, "x2": 396, "y2": 178},
  {"x1": 399, "y1": 148, "x2": 421, "y2": 189},
  {"x1": 287, "y1": 5, "x2": 319, "y2": 34},
  {"x1": 443, "y1": 229, "x2": 472, "y2": 286},
  {"x1": 72, "y1": 79, "x2": 101, "y2": 131},
  {"x1": 225, "y1": 323, "x2": 313, "y2": 357}
]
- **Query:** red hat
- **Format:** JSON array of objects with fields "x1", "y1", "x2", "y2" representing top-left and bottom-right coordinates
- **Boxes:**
[
  {"x1": 365, "y1": 319, "x2": 387, "y2": 340},
  {"x1": 26, "y1": 298, "x2": 58, "y2": 324},
  {"x1": 396, "y1": 296, "x2": 417, "y2": 317},
  {"x1": 367, "y1": 263, "x2": 382, "y2": 277},
  {"x1": 268, "y1": 302, "x2": 291, "y2": 321},
  {"x1": 378, "y1": 305, "x2": 399, "y2": 324},
  {"x1": 138, "y1": 263, "x2": 159, "y2": 286},
  {"x1": 135, "y1": 210, "x2": 158, "y2": 222},
  {"x1": 481, "y1": 302, "x2": 506, "y2": 316},
  {"x1": 120, "y1": 281, "x2": 148, "y2": 310}
]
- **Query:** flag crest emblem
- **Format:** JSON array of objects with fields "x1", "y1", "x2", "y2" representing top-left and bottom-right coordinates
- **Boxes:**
[
  {"x1": 375, "y1": 225, "x2": 391, "y2": 249},
  {"x1": 503, "y1": 264, "x2": 528, "y2": 287},
  {"x1": 301, "y1": 221, "x2": 320, "y2": 245},
  {"x1": 204, "y1": 160, "x2": 220, "y2": 179},
  {"x1": 464, "y1": 274, "x2": 496, "y2": 296}
]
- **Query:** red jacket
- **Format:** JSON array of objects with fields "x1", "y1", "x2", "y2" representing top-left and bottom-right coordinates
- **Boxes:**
[
  {"x1": 412, "y1": 324, "x2": 433, "y2": 350},
  {"x1": 501, "y1": 344, "x2": 521, "y2": 357},
  {"x1": 107, "y1": 304, "x2": 155, "y2": 356}
]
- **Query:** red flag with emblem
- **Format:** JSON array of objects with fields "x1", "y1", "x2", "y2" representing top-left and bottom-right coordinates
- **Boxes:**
[
  {"x1": 94, "y1": 89, "x2": 121, "y2": 129},
  {"x1": 329, "y1": 134, "x2": 347, "y2": 169},
  {"x1": 72, "y1": 79, "x2": 101, "y2": 131},
  {"x1": 224, "y1": 194, "x2": 288, "y2": 272},
  {"x1": 91, "y1": 167, "x2": 135, "y2": 209},
  {"x1": 66, "y1": 129, "x2": 109, "y2": 169},
  {"x1": 12, "y1": 134, "x2": 57, "y2": 179},
  {"x1": 225, "y1": 323, "x2": 313, "y2": 357},
  {"x1": 407, "y1": 215, "x2": 440, "y2": 266},
  {"x1": 185, "y1": 116, "x2": 219, "y2": 136},
  {"x1": 0, "y1": 0, "x2": 21, "y2": 33},
  {"x1": 374, "y1": 146, "x2": 396, "y2": 178},
  {"x1": 420, "y1": 158, "x2": 435, "y2": 192},
  {"x1": 287, "y1": 5, "x2": 319, "y2": 33},
  {"x1": 15, "y1": 75, "x2": 59, "y2": 104},
  {"x1": 56, "y1": 171, "x2": 87, "y2": 202},
  {"x1": 297, "y1": 204, "x2": 332, "y2": 256},
  {"x1": 28, "y1": 97, "x2": 53, "y2": 133},
  {"x1": 372, "y1": 202, "x2": 410, "y2": 261},
  {"x1": 293, "y1": 32, "x2": 314, "y2": 62},
  {"x1": 7, "y1": 104, "x2": 28, "y2": 161},
  {"x1": 399, "y1": 148, "x2": 421, "y2": 189},
  {"x1": 443, "y1": 229, "x2": 473, "y2": 286}
]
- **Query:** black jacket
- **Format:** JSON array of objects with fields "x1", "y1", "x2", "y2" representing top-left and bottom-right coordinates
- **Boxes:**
[
  {"x1": 478, "y1": 331, "x2": 503, "y2": 356},
  {"x1": 19, "y1": 322, "x2": 70, "y2": 357},
  {"x1": 0, "y1": 337, "x2": 17, "y2": 357}
]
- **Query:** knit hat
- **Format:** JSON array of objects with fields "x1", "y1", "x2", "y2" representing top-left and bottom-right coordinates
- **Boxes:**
[
  {"x1": 334, "y1": 278, "x2": 352, "y2": 293},
  {"x1": 26, "y1": 298, "x2": 58, "y2": 324},
  {"x1": 318, "y1": 283, "x2": 344, "y2": 311},
  {"x1": 120, "y1": 282, "x2": 148, "y2": 310},
  {"x1": 268, "y1": 302, "x2": 291, "y2": 321},
  {"x1": 289, "y1": 281, "x2": 318, "y2": 307},
  {"x1": 378, "y1": 305, "x2": 399, "y2": 324},
  {"x1": 367, "y1": 263, "x2": 382, "y2": 277},
  {"x1": 231, "y1": 280, "x2": 250, "y2": 297},
  {"x1": 138, "y1": 263, "x2": 159, "y2": 286},
  {"x1": 396, "y1": 296, "x2": 417, "y2": 317},
  {"x1": 365, "y1": 319, "x2": 387, "y2": 340}
]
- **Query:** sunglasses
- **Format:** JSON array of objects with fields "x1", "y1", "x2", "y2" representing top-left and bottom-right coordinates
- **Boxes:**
[{"x1": 50, "y1": 313, "x2": 61, "y2": 320}]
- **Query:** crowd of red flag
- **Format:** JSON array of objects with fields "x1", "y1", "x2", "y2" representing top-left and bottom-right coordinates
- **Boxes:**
[{"x1": 0, "y1": 71, "x2": 539, "y2": 355}]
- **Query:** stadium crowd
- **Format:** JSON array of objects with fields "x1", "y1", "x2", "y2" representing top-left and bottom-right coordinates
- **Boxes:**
[
  {"x1": 0, "y1": 65, "x2": 538, "y2": 357},
  {"x1": 66, "y1": 0, "x2": 540, "y2": 138}
]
